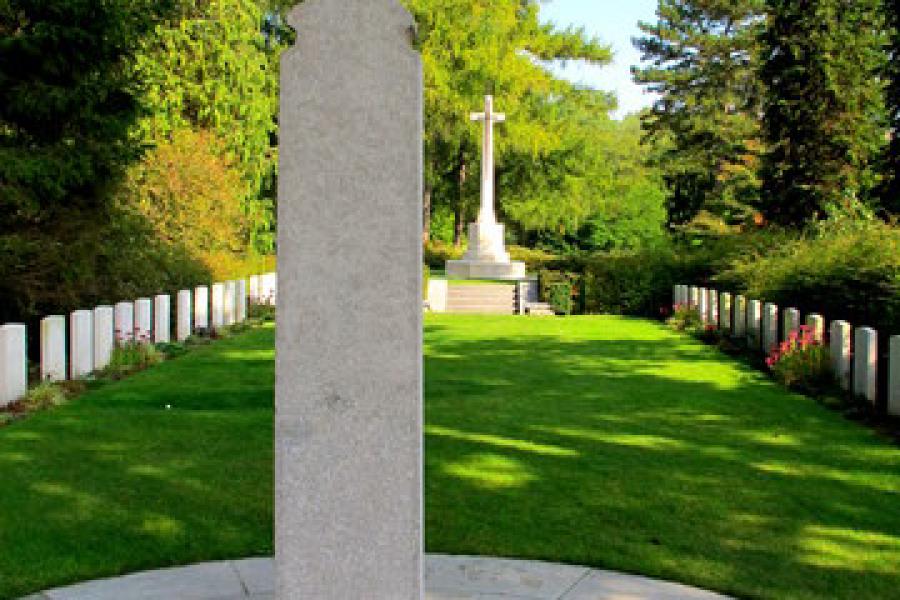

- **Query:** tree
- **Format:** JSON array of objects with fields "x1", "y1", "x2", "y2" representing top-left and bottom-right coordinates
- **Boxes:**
[
  {"x1": 133, "y1": 0, "x2": 286, "y2": 253},
  {"x1": 760, "y1": 0, "x2": 887, "y2": 226},
  {"x1": 405, "y1": 0, "x2": 612, "y2": 245},
  {"x1": 634, "y1": 0, "x2": 766, "y2": 229},
  {"x1": 882, "y1": 0, "x2": 900, "y2": 217}
]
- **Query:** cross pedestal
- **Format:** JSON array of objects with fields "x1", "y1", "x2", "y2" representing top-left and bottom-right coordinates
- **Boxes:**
[{"x1": 447, "y1": 95, "x2": 526, "y2": 280}]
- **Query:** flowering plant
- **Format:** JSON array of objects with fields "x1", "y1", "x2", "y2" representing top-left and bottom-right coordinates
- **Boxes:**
[
  {"x1": 667, "y1": 303, "x2": 703, "y2": 332},
  {"x1": 767, "y1": 326, "x2": 833, "y2": 394}
]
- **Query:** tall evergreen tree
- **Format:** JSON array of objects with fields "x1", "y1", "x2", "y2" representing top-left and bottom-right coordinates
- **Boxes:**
[
  {"x1": 760, "y1": 0, "x2": 887, "y2": 226},
  {"x1": 634, "y1": 0, "x2": 766, "y2": 229}
]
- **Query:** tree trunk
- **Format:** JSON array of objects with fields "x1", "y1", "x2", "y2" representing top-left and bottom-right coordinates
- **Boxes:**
[
  {"x1": 422, "y1": 185, "x2": 431, "y2": 243},
  {"x1": 454, "y1": 154, "x2": 467, "y2": 247}
]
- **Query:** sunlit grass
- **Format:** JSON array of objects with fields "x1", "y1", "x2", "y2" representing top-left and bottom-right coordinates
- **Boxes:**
[
  {"x1": 1, "y1": 316, "x2": 898, "y2": 600},
  {"x1": 424, "y1": 315, "x2": 900, "y2": 600}
]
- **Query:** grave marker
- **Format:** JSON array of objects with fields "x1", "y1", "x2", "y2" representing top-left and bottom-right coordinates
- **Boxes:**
[
  {"x1": 93, "y1": 306, "x2": 115, "y2": 371},
  {"x1": 0, "y1": 324, "x2": 27, "y2": 407},
  {"x1": 831, "y1": 321, "x2": 852, "y2": 390},
  {"x1": 177, "y1": 290, "x2": 193, "y2": 342},
  {"x1": 734, "y1": 295, "x2": 747, "y2": 337},
  {"x1": 237, "y1": 279, "x2": 248, "y2": 322},
  {"x1": 70, "y1": 310, "x2": 93, "y2": 379},
  {"x1": 783, "y1": 308, "x2": 800, "y2": 341},
  {"x1": 719, "y1": 292, "x2": 731, "y2": 333},
  {"x1": 135, "y1": 298, "x2": 153, "y2": 344},
  {"x1": 154, "y1": 294, "x2": 171, "y2": 344},
  {"x1": 195, "y1": 286, "x2": 210, "y2": 331},
  {"x1": 224, "y1": 281, "x2": 237, "y2": 326},
  {"x1": 806, "y1": 314, "x2": 825, "y2": 343},
  {"x1": 747, "y1": 300, "x2": 762, "y2": 349},
  {"x1": 890, "y1": 336, "x2": 900, "y2": 417},
  {"x1": 115, "y1": 302, "x2": 135, "y2": 344},
  {"x1": 763, "y1": 303, "x2": 779, "y2": 354},
  {"x1": 212, "y1": 284, "x2": 225, "y2": 330},
  {"x1": 41, "y1": 316, "x2": 67, "y2": 381},
  {"x1": 277, "y1": 1, "x2": 423, "y2": 596},
  {"x1": 854, "y1": 327, "x2": 878, "y2": 404}
]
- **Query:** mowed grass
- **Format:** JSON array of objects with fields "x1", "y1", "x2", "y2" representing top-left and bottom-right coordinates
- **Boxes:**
[
  {"x1": 424, "y1": 315, "x2": 900, "y2": 600},
  {"x1": 0, "y1": 326, "x2": 275, "y2": 599},
  {"x1": 1, "y1": 316, "x2": 899, "y2": 599}
]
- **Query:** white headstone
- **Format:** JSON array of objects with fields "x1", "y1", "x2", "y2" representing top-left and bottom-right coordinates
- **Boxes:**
[
  {"x1": 707, "y1": 289, "x2": 718, "y2": 325},
  {"x1": 41, "y1": 315, "x2": 67, "y2": 382},
  {"x1": 747, "y1": 300, "x2": 762, "y2": 349},
  {"x1": 70, "y1": 310, "x2": 93, "y2": 379},
  {"x1": 114, "y1": 302, "x2": 135, "y2": 344},
  {"x1": 249, "y1": 275, "x2": 260, "y2": 305},
  {"x1": 277, "y1": 1, "x2": 423, "y2": 596},
  {"x1": 237, "y1": 279, "x2": 248, "y2": 322},
  {"x1": 763, "y1": 303, "x2": 779, "y2": 354},
  {"x1": 783, "y1": 308, "x2": 800, "y2": 341},
  {"x1": 135, "y1": 298, "x2": 153, "y2": 344},
  {"x1": 698, "y1": 288, "x2": 709, "y2": 323},
  {"x1": 734, "y1": 295, "x2": 747, "y2": 337},
  {"x1": 0, "y1": 324, "x2": 27, "y2": 408},
  {"x1": 689, "y1": 286, "x2": 700, "y2": 308},
  {"x1": 853, "y1": 327, "x2": 878, "y2": 404},
  {"x1": 211, "y1": 283, "x2": 225, "y2": 330},
  {"x1": 154, "y1": 294, "x2": 171, "y2": 344},
  {"x1": 93, "y1": 306, "x2": 115, "y2": 371},
  {"x1": 889, "y1": 336, "x2": 900, "y2": 417},
  {"x1": 806, "y1": 314, "x2": 825, "y2": 343},
  {"x1": 195, "y1": 286, "x2": 210, "y2": 331},
  {"x1": 177, "y1": 290, "x2": 193, "y2": 342},
  {"x1": 427, "y1": 279, "x2": 449, "y2": 313},
  {"x1": 262, "y1": 272, "x2": 278, "y2": 306},
  {"x1": 719, "y1": 292, "x2": 732, "y2": 333},
  {"x1": 830, "y1": 320, "x2": 852, "y2": 390},
  {"x1": 224, "y1": 281, "x2": 237, "y2": 326},
  {"x1": 672, "y1": 285, "x2": 679, "y2": 310}
]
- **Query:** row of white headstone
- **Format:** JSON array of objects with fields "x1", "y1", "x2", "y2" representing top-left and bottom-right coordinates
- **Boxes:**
[
  {"x1": 0, "y1": 272, "x2": 277, "y2": 408},
  {"x1": 673, "y1": 284, "x2": 899, "y2": 417}
]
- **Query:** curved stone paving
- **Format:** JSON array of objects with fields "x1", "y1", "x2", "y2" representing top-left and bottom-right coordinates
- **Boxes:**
[{"x1": 22, "y1": 555, "x2": 731, "y2": 600}]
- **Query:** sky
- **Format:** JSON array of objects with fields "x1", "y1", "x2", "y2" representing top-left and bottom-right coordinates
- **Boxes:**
[{"x1": 539, "y1": 0, "x2": 659, "y2": 119}]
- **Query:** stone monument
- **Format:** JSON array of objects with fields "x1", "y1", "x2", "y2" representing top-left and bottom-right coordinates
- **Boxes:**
[
  {"x1": 277, "y1": 0, "x2": 423, "y2": 598},
  {"x1": 446, "y1": 95, "x2": 526, "y2": 280}
]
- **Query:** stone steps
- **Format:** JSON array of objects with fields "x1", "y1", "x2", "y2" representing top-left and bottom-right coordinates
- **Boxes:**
[
  {"x1": 526, "y1": 302, "x2": 557, "y2": 316},
  {"x1": 446, "y1": 284, "x2": 516, "y2": 314}
]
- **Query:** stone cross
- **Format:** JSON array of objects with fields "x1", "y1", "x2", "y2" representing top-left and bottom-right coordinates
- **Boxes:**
[
  {"x1": 277, "y1": 1, "x2": 423, "y2": 598},
  {"x1": 471, "y1": 95, "x2": 505, "y2": 225}
]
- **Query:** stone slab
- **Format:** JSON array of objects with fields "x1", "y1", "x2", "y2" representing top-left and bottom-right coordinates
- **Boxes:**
[
  {"x1": 446, "y1": 259, "x2": 527, "y2": 281},
  {"x1": 718, "y1": 292, "x2": 731, "y2": 333},
  {"x1": 733, "y1": 295, "x2": 747, "y2": 338},
  {"x1": 562, "y1": 569, "x2": 726, "y2": 599},
  {"x1": 41, "y1": 316, "x2": 67, "y2": 381},
  {"x1": 237, "y1": 280, "x2": 248, "y2": 323},
  {"x1": 854, "y1": 327, "x2": 878, "y2": 404},
  {"x1": 177, "y1": 290, "x2": 193, "y2": 342},
  {"x1": 783, "y1": 308, "x2": 800, "y2": 341},
  {"x1": 154, "y1": 295, "x2": 171, "y2": 344},
  {"x1": 762, "y1": 303, "x2": 778, "y2": 354},
  {"x1": 195, "y1": 286, "x2": 210, "y2": 331},
  {"x1": 425, "y1": 555, "x2": 588, "y2": 599},
  {"x1": 277, "y1": 1, "x2": 423, "y2": 597},
  {"x1": 428, "y1": 279, "x2": 449, "y2": 313},
  {"x1": 115, "y1": 302, "x2": 135, "y2": 344},
  {"x1": 211, "y1": 284, "x2": 225, "y2": 330},
  {"x1": 0, "y1": 323, "x2": 27, "y2": 407},
  {"x1": 93, "y1": 306, "x2": 115, "y2": 371},
  {"x1": 70, "y1": 310, "x2": 93, "y2": 379},
  {"x1": 890, "y1": 336, "x2": 900, "y2": 417},
  {"x1": 135, "y1": 299, "x2": 153, "y2": 344},
  {"x1": 831, "y1": 321, "x2": 852, "y2": 390},
  {"x1": 806, "y1": 314, "x2": 824, "y2": 343},
  {"x1": 224, "y1": 282, "x2": 237, "y2": 326}
]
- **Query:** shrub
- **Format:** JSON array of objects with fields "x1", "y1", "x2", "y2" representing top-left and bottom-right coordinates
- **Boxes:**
[
  {"x1": 423, "y1": 241, "x2": 464, "y2": 269},
  {"x1": 667, "y1": 304, "x2": 703, "y2": 332},
  {"x1": 21, "y1": 382, "x2": 68, "y2": 411},
  {"x1": 508, "y1": 246, "x2": 560, "y2": 271},
  {"x1": 101, "y1": 342, "x2": 164, "y2": 380},
  {"x1": 767, "y1": 326, "x2": 834, "y2": 395},
  {"x1": 717, "y1": 219, "x2": 900, "y2": 336},
  {"x1": 548, "y1": 282, "x2": 574, "y2": 315}
]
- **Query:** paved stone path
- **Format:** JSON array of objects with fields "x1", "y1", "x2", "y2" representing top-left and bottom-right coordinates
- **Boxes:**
[{"x1": 22, "y1": 555, "x2": 731, "y2": 600}]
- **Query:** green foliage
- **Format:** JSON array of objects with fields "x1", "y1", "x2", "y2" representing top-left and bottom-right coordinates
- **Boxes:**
[
  {"x1": 716, "y1": 219, "x2": 900, "y2": 334},
  {"x1": 547, "y1": 282, "x2": 573, "y2": 316},
  {"x1": 424, "y1": 240, "x2": 465, "y2": 269},
  {"x1": 667, "y1": 304, "x2": 703, "y2": 333},
  {"x1": 767, "y1": 327, "x2": 834, "y2": 396},
  {"x1": 881, "y1": 2, "x2": 900, "y2": 216},
  {"x1": 760, "y1": 0, "x2": 888, "y2": 225},
  {"x1": 634, "y1": 0, "x2": 766, "y2": 227},
  {"x1": 101, "y1": 342, "x2": 164, "y2": 380},
  {"x1": 134, "y1": 0, "x2": 285, "y2": 253},
  {"x1": 20, "y1": 382, "x2": 68, "y2": 411}
]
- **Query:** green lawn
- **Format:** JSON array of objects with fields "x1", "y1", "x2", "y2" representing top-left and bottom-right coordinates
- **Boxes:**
[{"x1": 1, "y1": 316, "x2": 899, "y2": 599}]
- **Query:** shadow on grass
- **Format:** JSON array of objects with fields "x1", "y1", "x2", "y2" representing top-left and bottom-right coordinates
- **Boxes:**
[
  {"x1": 423, "y1": 318, "x2": 900, "y2": 600},
  {"x1": 0, "y1": 326, "x2": 275, "y2": 600}
]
